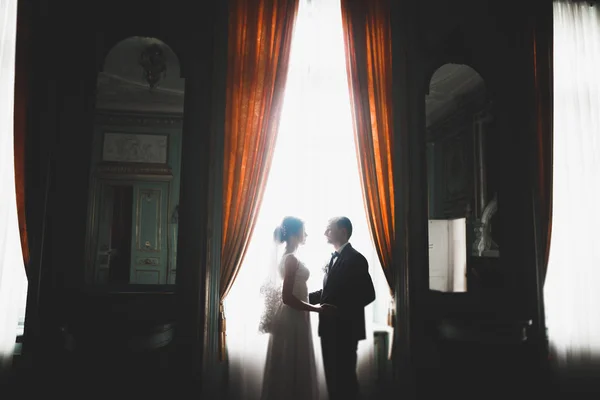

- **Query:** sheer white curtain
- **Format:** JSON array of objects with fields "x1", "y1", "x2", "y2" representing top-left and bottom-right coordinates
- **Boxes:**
[
  {"x1": 225, "y1": 0, "x2": 391, "y2": 398},
  {"x1": 545, "y1": 1, "x2": 600, "y2": 370},
  {"x1": 0, "y1": 0, "x2": 26, "y2": 371}
]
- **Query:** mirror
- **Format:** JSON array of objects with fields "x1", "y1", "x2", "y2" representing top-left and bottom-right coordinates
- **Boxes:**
[
  {"x1": 85, "y1": 37, "x2": 184, "y2": 286},
  {"x1": 425, "y1": 63, "x2": 499, "y2": 292}
]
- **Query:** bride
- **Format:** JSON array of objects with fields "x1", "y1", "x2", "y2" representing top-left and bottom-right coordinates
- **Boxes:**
[{"x1": 260, "y1": 216, "x2": 334, "y2": 400}]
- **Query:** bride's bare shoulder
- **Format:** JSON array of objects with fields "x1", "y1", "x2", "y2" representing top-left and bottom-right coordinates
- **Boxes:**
[
  {"x1": 283, "y1": 254, "x2": 299, "y2": 269},
  {"x1": 283, "y1": 253, "x2": 298, "y2": 263}
]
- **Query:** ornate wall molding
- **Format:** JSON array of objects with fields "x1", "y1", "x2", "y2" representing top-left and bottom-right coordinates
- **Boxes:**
[
  {"x1": 96, "y1": 162, "x2": 173, "y2": 177},
  {"x1": 95, "y1": 111, "x2": 183, "y2": 128}
]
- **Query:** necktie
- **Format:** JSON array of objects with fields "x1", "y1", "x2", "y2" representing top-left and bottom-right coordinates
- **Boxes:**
[
  {"x1": 324, "y1": 252, "x2": 339, "y2": 288},
  {"x1": 328, "y1": 251, "x2": 339, "y2": 271}
]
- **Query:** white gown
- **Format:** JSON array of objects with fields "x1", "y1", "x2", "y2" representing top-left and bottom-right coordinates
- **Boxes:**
[{"x1": 261, "y1": 253, "x2": 319, "y2": 400}]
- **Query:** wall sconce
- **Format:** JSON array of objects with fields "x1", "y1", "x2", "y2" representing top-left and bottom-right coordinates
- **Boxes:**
[{"x1": 139, "y1": 43, "x2": 167, "y2": 89}]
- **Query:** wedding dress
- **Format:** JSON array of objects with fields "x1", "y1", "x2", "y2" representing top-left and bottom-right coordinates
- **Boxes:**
[{"x1": 260, "y1": 253, "x2": 319, "y2": 400}]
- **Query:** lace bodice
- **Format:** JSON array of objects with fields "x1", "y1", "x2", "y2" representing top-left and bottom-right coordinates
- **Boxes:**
[
  {"x1": 279, "y1": 253, "x2": 311, "y2": 301},
  {"x1": 259, "y1": 252, "x2": 311, "y2": 334}
]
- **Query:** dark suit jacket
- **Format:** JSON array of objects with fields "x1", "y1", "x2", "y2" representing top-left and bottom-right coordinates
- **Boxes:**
[{"x1": 309, "y1": 243, "x2": 376, "y2": 341}]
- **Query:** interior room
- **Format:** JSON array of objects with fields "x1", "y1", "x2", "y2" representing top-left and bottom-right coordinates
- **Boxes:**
[{"x1": 3, "y1": 0, "x2": 598, "y2": 398}]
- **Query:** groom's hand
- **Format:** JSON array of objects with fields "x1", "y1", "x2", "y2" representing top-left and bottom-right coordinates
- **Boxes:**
[
  {"x1": 320, "y1": 303, "x2": 337, "y2": 316},
  {"x1": 309, "y1": 290, "x2": 321, "y2": 305}
]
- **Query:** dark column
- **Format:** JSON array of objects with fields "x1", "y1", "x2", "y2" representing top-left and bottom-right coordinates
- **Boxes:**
[
  {"x1": 391, "y1": 1, "x2": 428, "y2": 398},
  {"x1": 174, "y1": 1, "x2": 227, "y2": 394},
  {"x1": 23, "y1": 0, "x2": 98, "y2": 376}
]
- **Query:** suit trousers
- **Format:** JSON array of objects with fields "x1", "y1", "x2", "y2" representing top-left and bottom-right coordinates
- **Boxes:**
[{"x1": 320, "y1": 335, "x2": 359, "y2": 400}]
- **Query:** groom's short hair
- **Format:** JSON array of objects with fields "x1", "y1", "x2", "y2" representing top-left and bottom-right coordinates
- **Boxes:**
[{"x1": 335, "y1": 216, "x2": 353, "y2": 239}]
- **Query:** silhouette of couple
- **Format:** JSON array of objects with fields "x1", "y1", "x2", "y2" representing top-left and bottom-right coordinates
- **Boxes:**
[{"x1": 260, "y1": 216, "x2": 376, "y2": 400}]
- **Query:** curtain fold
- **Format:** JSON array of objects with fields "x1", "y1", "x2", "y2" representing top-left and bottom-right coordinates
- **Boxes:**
[
  {"x1": 545, "y1": 0, "x2": 600, "y2": 368},
  {"x1": 219, "y1": 0, "x2": 299, "y2": 361},
  {"x1": 531, "y1": 1, "x2": 553, "y2": 286},
  {"x1": 0, "y1": 0, "x2": 23, "y2": 369},
  {"x1": 14, "y1": 0, "x2": 31, "y2": 273},
  {"x1": 340, "y1": 0, "x2": 395, "y2": 312}
]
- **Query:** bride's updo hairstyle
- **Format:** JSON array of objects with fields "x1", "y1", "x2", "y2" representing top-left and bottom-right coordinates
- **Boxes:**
[{"x1": 273, "y1": 216, "x2": 304, "y2": 244}]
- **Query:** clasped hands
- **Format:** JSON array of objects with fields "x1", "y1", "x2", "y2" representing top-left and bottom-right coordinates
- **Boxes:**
[{"x1": 317, "y1": 303, "x2": 337, "y2": 316}]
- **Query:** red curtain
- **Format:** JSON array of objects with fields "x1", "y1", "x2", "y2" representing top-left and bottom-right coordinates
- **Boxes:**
[
  {"x1": 341, "y1": 0, "x2": 395, "y2": 322},
  {"x1": 531, "y1": 2, "x2": 553, "y2": 284},
  {"x1": 219, "y1": 0, "x2": 299, "y2": 361},
  {"x1": 14, "y1": 0, "x2": 31, "y2": 273}
]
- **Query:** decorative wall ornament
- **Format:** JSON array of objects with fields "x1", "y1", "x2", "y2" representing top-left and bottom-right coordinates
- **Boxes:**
[
  {"x1": 143, "y1": 192, "x2": 154, "y2": 202},
  {"x1": 102, "y1": 132, "x2": 168, "y2": 164},
  {"x1": 473, "y1": 193, "x2": 498, "y2": 256},
  {"x1": 137, "y1": 257, "x2": 160, "y2": 265},
  {"x1": 139, "y1": 43, "x2": 167, "y2": 89}
]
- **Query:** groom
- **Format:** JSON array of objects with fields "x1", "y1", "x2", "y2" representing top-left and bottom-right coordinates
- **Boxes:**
[{"x1": 309, "y1": 216, "x2": 376, "y2": 400}]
